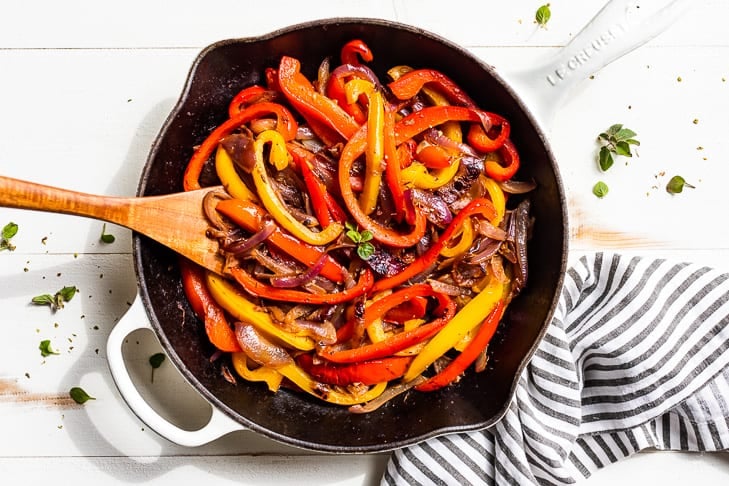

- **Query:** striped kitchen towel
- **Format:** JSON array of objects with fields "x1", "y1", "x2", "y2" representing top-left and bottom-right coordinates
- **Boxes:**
[{"x1": 382, "y1": 252, "x2": 729, "y2": 485}]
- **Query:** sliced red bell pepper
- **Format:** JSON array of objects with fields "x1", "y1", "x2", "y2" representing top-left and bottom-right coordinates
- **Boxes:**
[
  {"x1": 371, "y1": 197, "x2": 496, "y2": 292},
  {"x1": 318, "y1": 298, "x2": 456, "y2": 363},
  {"x1": 179, "y1": 258, "x2": 241, "y2": 353},
  {"x1": 415, "y1": 299, "x2": 505, "y2": 392},
  {"x1": 364, "y1": 283, "x2": 449, "y2": 326},
  {"x1": 229, "y1": 266, "x2": 374, "y2": 305},
  {"x1": 485, "y1": 138, "x2": 521, "y2": 182},
  {"x1": 393, "y1": 105, "x2": 495, "y2": 146},
  {"x1": 278, "y1": 55, "x2": 359, "y2": 141},
  {"x1": 299, "y1": 157, "x2": 334, "y2": 228},
  {"x1": 466, "y1": 114, "x2": 511, "y2": 153},
  {"x1": 340, "y1": 39, "x2": 373, "y2": 65},
  {"x1": 339, "y1": 125, "x2": 428, "y2": 248},
  {"x1": 388, "y1": 68, "x2": 477, "y2": 108},
  {"x1": 183, "y1": 102, "x2": 298, "y2": 191},
  {"x1": 215, "y1": 198, "x2": 347, "y2": 283},
  {"x1": 228, "y1": 85, "x2": 268, "y2": 117},
  {"x1": 296, "y1": 353, "x2": 411, "y2": 386},
  {"x1": 385, "y1": 295, "x2": 428, "y2": 323}
]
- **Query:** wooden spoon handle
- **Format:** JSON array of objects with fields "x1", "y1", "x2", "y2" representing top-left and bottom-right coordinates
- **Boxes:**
[{"x1": 0, "y1": 175, "x2": 132, "y2": 226}]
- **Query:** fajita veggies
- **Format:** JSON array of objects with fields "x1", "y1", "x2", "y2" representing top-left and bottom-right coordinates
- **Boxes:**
[{"x1": 180, "y1": 39, "x2": 534, "y2": 412}]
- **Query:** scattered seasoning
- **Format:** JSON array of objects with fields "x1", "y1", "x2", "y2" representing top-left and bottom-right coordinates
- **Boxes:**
[
  {"x1": 592, "y1": 181, "x2": 609, "y2": 198},
  {"x1": 535, "y1": 4, "x2": 551, "y2": 28},
  {"x1": 0, "y1": 222, "x2": 19, "y2": 251},
  {"x1": 677, "y1": 76, "x2": 682, "y2": 82},
  {"x1": 31, "y1": 286, "x2": 79, "y2": 311},
  {"x1": 666, "y1": 175, "x2": 695, "y2": 194},
  {"x1": 345, "y1": 222, "x2": 375, "y2": 260},
  {"x1": 69, "y1": 387, "x2": 95, "y2": 404},
  {"x1": 597, "y1": 124, "x2": 640, "y2": 171},
  {"x1": 39, "y1": 339, "x2": 60, "y2": 357},
  {"x1": 692, "y1": 118, "x2": 699, "y2": 125},
  {"x1": 99, "y1": 223, "x2": 116, "y2": 243},
  {"x1": 149, "y1": 352, "x2": 166, "y2": 383},
  {"x1": 41, "y1": 236, "x2": 48, "y2": 245}
]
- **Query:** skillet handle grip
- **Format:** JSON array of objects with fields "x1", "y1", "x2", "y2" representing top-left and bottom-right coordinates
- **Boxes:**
[
  {"x1": 503, "y1": 0, "x2": 692, "y2": 126},
  {"x1": 106, "y1": 295, "x2": 245, "y2": 447}
]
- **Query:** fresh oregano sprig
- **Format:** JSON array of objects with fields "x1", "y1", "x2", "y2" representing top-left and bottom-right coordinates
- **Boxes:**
[
  {"x1": 31, "y1": 285, "x2": 79, "y2": 311},
  {"x1": 345, "y1": 222, "x2": 375, "y2": 260},
  {"x1": 597, "y1": 124, "x2": 640, "y2": 171}
]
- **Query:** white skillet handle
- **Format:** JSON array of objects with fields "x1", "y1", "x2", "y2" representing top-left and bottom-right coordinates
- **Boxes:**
[
  {"x1": 502, "y1": 0, "x2": 692, "y2": 127},
  {"x1": 106, "y1": 295, "x2": 246, "y2": 447}
]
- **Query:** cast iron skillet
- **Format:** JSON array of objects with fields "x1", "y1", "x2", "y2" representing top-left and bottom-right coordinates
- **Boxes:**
[{"x1": 134, "y1": 18, "x2": 567, "y2": 452}]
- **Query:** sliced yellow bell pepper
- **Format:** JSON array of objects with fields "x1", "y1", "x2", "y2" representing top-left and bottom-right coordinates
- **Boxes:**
[
  {"x1": 251, "y1": 130, "x2": 343, "y2": 245},
  {"x1": 214, "y1": 145, "x2": 259, "y2": 202},
  {"x1": 401, "y1": 159, "x2": 460, "y2": 189},
  {"x1": 440, "y1": 217, "x2": 474, "y2": 258},
  {"x1": 205, "y1": 272, "x2": 316, "y2": 351},
  {"x1": 230, "y1": 352, "x2": 284, "y2": 392},
  {"x1": 277, "y1": 363, "x2": 387, "y2": 406},
  {"x1": 345, "y1": 79, "x2": 385, "y2": 215},
  {"x1": 403, "y1": 277, "x2": 505, "y2": 382},
  {"x1": 481, "y1": 174, "x2": 506, "y2": 227}
]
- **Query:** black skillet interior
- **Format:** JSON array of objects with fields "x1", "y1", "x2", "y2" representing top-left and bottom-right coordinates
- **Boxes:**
[{"x1": 133, "y1": 18, "x2": 567, "y2": 453}]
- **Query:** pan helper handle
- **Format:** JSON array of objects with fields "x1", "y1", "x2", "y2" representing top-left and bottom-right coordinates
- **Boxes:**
[
  {"x1": 501, "y1": 0, "x2": 692, "y2": 127},
  {"x1": 107, "y1": 295, "x2": 245, "y2": 447}
]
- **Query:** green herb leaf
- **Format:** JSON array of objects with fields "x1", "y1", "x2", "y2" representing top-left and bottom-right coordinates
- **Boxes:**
[
  {"x1": 32, "y1": 294, "x2": 55, "y2": 306},
  {"x1": 149, "y1": 352, "x2": 166, "y2": 369},
  {"x1": 99, "y1": 223, "x2": 116, "y2": 244},
  {"x1": 598, "y1": 146, "x2": 614, "y2": 171},
  {"x1": 666, "y1": 175, "x2": 695, "y2": 194},
  {"x1": 58, "y1": 286, "x2": 78, "y2": 302},
  {"x1": 592, "y1": 181, "x2": 609, "y2": 198},
  {"x1": 345, "y1": 223, "x2": 377, "y2": 260},
  {"x1": 149, "y1": 352, "x2": 166, "y2": 383},
  {"x1": 535, "y1": 4, "x2": 551, "y2": 27},
  {"x1": 606, "y1": 124, "x2": 623, "y2": 136},
  {"x1": 615, "y1": 140, "x2": 632, "y2": 157},
  {"x1": 69, "y1": 386, "x2": 95, "y2": 404},
  {"x1": 615, "y1": 128, "x2": 637, "y2": 141},
  {"x1": 2, "y1": 222, "x2": 18, "y2": 240},
  {"x1": 39, "y1": 339, "x2": 60, "y2": 357},
  {"x1": 0, "y1": 221, "x2": 18, "y2": 251},
  {"x1": 357, "y1": 241, "x2": 375, "y2": 260}
]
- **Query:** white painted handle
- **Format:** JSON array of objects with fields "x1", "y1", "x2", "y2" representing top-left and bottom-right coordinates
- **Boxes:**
[
  {"x1": 106, "y1": 294, "x2": 245, "y2": 447},
  {"x1": 501, "y1": 0, "x2": 692, "y2": 127}
]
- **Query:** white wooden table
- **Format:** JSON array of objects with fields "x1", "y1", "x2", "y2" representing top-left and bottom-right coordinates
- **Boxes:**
[{"x1": 1, "y1": 1, "x2": 728, "y2": 484}]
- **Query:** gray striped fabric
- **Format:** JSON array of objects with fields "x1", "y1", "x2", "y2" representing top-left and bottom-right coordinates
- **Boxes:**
[{"x1": 382, "y1": 252, "x2": 729, "y2": 485}]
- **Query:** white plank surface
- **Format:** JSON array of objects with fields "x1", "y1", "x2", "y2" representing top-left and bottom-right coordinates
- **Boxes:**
[{"x1": 0, "y1": 1, "x2": 728, "y2": 485}]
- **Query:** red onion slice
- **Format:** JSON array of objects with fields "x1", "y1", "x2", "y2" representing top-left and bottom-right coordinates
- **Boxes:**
[
  {"x1": 223, "y1": 219, "x2": 276, "y2": 256},
  {"x1": 270, "y1": 252, "x2": 328, "y2": 288}
]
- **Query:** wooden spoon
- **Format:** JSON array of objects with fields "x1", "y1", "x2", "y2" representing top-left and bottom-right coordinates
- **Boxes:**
[{"x1": 0, "y1": 175, "x2": 224, "y2": 274}]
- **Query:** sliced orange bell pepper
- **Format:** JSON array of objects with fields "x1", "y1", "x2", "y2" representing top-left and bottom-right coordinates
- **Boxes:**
[{"x1": 179, "y1": 258, "x2": 241, "y2": 353}]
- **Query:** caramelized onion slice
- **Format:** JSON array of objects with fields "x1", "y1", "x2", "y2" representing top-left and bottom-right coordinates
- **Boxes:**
[{"x1": 234, "y1": 322, "x2": 293, "y2": 369}]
